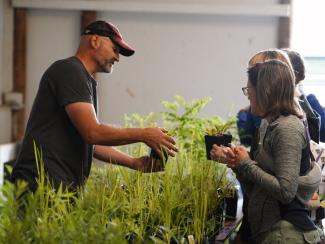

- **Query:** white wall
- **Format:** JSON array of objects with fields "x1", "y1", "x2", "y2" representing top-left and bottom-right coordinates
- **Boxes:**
[
  {"x1": 26, "y1": 10, "x2": 80, "y2": 118},
  {"x1": 0, "y1": 0, "x2": 13, "y2": 97},
  {"x1": 25, "y1": 5, "x2": 279, "y2": 126},
  {"x1": 96, "y1": 12, "x2": 278, "y2": 124},
  {"x1": 0, "y1": 0, "x2": 13, "y2": 143}
]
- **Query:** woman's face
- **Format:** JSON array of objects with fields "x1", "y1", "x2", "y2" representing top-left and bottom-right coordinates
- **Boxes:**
[{"x1": 246, "y1": 81, "x2": 263, "y2": 117}]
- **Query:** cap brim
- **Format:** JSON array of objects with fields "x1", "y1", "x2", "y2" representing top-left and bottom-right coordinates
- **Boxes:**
[{"x1": 115, "y1": 39, "x2": 135, "y2": 57}]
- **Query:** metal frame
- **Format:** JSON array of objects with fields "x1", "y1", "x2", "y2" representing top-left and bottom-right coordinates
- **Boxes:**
[{"x1": 12, "y1": 0, "x2": 290, "y2": 17}]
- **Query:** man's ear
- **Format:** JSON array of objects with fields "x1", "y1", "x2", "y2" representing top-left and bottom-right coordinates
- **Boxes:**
[{"x1": 89, "y1": 35, "x2": 100, "y2": 49}]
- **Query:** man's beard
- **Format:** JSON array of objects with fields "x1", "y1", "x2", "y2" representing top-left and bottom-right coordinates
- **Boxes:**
[{"x1": 98, "y1": 60, "x2": 113, "y2": 73}]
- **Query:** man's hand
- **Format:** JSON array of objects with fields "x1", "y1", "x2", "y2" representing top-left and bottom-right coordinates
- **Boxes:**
[
  {"x1": 94, "y1": 146, "x2": 166, "y2": 172},
  {"x1": 133, "y1": 156, "x2": 165, "y2": 173},
  {"x1": 143, "y1": 127, "x2": 178, "y2": 158}
]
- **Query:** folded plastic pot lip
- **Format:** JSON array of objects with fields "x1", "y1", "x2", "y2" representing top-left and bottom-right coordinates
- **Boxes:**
[
  {"x1": 149, "y1": 148, "x2": 169, "y2": 162},
  {"x1": 204, "y1": 134, "x2": 232, "y2": 160}
]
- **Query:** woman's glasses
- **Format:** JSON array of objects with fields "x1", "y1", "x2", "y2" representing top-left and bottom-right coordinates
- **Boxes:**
[{"x1": 242, "y1": 87, "x2": 250, "y2": 96}]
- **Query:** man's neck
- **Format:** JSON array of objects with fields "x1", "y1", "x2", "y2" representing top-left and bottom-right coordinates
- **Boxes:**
[{"x1": 75, "y1": 52, "x2": 96, "y2": 76}]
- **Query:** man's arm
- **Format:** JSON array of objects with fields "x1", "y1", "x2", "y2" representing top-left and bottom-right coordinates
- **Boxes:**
[
  {"x1": 94, "y1": 145, "x2": 165, "y2": 172},
  {"x1": 65, "y1": 102, "x2": 177, "y2": 156}
]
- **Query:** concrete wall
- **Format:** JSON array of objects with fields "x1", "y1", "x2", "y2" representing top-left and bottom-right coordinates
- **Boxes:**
[
  {"x1": 1, "y1": 1, "x2": 281, "y2": 139},
  {"x1": 25, "y1": 8, "x2": 278, "y2": 126},
  {"x1": 0, "y1": 0, "x2": 13, "y2": 143},
  {"x1": 26, "y1": 10, "x2": 80, "y2": 122},
  {"x1": 96, "y1": 11, "x2": 278, "y2": 125}
]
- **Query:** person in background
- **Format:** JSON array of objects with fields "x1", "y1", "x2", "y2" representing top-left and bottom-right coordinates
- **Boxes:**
[
  {"x1": 11, "y1": 20, "x2": 178, "y2": 194},
  {"x1": 237, "y1": 106, "x2": 261, "y2": 149},
  {"x1": 282, "y1": 48, "x2": 325, "y2": 143},
  {"x1": 282, "y1": 49, "x2": 325, "y2": 230},
  {"x1": 213, "y1": 60, "x2": 321, "y2": 243}
]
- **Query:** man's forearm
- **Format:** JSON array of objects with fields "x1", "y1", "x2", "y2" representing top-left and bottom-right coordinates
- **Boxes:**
[
  {"x1": 88, "y1": 125, "x2": 146, "y2": 146},
  {"x1": 93, "y1": 145, "x2": 135, "y2": 169}
]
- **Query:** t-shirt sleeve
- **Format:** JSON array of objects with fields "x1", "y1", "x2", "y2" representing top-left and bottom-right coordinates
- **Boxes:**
[{"x1": 47, "y1": 60, "x2": 93, "y2": 107}]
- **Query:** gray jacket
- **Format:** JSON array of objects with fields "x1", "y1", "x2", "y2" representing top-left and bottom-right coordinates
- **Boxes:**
[{"x1": 236, "y1": 115, "x2": 307, "y2": 238}]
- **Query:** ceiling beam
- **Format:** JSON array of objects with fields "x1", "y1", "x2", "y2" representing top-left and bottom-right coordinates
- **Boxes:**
[
  {"x1": 81, "y1": 11, "x2": 97, "y2": 35},
  {"x1": 277, "y1": 0, "x2": 291, "y2": 48},
  {"x1": 12, "y1": 0, "x2": 290, "y2": 17}
]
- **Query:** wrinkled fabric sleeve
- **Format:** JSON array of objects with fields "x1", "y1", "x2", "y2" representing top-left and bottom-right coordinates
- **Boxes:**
[
  {"x1": 236, "y1": 122, "x2": 305, "y2": 204},
  {"x1": 234, "y1": 167, "x2": 255, "y2": 197}
]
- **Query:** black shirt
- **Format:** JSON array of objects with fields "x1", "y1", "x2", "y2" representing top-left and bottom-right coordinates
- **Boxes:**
[{"x1": 12, "y1": 56, "x2": 97, "y2": 191}]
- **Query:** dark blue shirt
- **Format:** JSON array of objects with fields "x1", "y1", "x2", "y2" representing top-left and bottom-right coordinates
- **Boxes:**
[
  {"x1": 307, "y1": 94, "x2": 325, "y2": 142},
  {"x1": 237, "y1": 108, "x2": 261, "y2": 147}
]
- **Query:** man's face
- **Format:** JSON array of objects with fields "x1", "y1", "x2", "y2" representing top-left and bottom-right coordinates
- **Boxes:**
[{"x1": 95, "y1": 36, "x2": 120, "y2": 73}]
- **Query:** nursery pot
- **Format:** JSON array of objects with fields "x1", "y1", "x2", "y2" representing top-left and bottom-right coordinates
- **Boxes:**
[
  {"x1": 149, "y1": 148, "x2": 169, "y2": 162},
  {"x1": 204, "y1": 134, "x2": 232, "y2": 160},
  {"x1": 225, "y1": 191, "x2": 238, "y2": 219}
]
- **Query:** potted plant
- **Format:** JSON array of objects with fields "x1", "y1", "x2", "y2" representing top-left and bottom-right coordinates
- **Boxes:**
[{"x1": 204, "y1": 133, "x2": 232, "y2": 160}]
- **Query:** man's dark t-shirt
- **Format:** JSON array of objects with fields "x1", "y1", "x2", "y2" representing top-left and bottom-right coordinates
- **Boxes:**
[{"x1": 12, "y1": 56, "x2": 97, "y2": 191}]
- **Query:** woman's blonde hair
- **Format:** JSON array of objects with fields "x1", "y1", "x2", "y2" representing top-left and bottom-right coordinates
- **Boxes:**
[{"x1": 248, "y1": 49, "x2": 293, "y2": 70}]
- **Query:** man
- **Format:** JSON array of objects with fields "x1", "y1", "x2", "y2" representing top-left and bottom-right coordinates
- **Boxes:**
[{"x1": 11, "y1": 20, "x2": 177, "y2": 192}]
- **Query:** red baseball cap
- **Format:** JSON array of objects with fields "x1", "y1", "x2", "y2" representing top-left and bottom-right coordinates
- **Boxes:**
[{"x1": 82, "y1": 20, "x2": 135, "y2": 57}]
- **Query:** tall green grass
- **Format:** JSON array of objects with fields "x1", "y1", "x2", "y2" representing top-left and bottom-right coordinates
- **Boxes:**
[{"x1": 0, "y1": 96, "x2": 237, "y2": 243}]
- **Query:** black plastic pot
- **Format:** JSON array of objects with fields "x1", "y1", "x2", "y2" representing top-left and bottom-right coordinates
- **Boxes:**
[
  {"x1": 225, "y1": 191, "x2": 238, "y2": 219},
  {"x1": 204, "y1": 134, "x2": 232, "y2": 160},
  {"x1": 149, "y1": 148, "x2": 169, "y2": 162}
]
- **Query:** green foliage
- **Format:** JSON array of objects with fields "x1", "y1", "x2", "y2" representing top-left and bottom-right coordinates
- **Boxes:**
[
  {"x1": 161, "y1": 95, "x2": 237, "y2": 158},
  {"x1": 0, "y1": 143, "x2": 126, "y2": 244},
  {"x1": 122, "y1": 112, "x2": 161, "y2": 157},
  {"x1": 82, "y1": 158, "x2": 234, "y2": 243},
  {"x1": 0, "y1": 96, "x2": 238, "y2": 244}
]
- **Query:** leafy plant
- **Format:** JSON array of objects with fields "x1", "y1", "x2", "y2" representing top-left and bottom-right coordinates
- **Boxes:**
[
  {"x1": 161, "y1": 95, "x2": 237, "y2": 158},
  {"x1": 0, "y1": 96, "x2": 238, "y2": 244}
]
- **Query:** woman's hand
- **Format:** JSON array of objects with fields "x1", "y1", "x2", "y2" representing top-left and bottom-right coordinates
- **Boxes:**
[
  {"x1": 234, "y1": 145, "x2": 250, "y2": 162},
  {"x1": 210, "y1": 144, "x2": 236, "y2": 166},
  {"x1": 210, "y1": 144, "x2": 249, "y2": 169}
]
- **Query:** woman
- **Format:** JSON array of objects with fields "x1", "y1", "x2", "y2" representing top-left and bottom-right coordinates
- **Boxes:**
[
  {"x1": 235, "y1": 49, "x2": 293, "y2": 244},
  {"x1": 212, "y1": 60, "x2": 321, "y2": 243}
]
